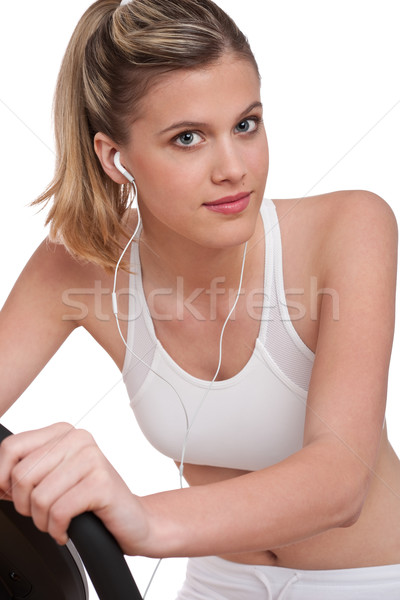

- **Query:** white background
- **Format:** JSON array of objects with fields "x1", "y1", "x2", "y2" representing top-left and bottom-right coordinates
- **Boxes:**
[{"x1": 1, "y1": 1, "x2": 399, "y2": 597}]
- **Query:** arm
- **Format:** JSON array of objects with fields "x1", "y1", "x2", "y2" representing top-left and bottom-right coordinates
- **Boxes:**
[
  {"x1": 0, "y1": 192, "x2": 397, "y2": 558},
  {"x1": 0, "y1": 238, "x2": 81, "y2": 415},
  {"x1": 0, "y1": 239, "x2": 147, "y2": 550}
]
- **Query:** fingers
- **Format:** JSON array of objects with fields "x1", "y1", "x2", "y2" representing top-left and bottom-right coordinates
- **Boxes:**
[
  {"x1": 27, "y1": 449, "x2": 97, "y2": 541},
  {"x1": 45, "y1": 466, "x2": 114, "y2": 545},
  {"x1": 0, "y1": 422, "x2": 74, "y2": 499},
  {"x1": 0, "y1": 423, "x2": 106, "y2": 543},
  {"x1": 8, "y1": 437, "x2": 73, "y2": 517}
]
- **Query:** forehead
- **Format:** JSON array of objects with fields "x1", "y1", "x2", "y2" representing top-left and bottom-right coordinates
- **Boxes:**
[{"x1": 134, "y1": 55, "x2": 261, "y2": 131}]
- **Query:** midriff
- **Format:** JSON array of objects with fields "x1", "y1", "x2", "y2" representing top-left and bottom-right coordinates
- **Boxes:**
[{"x1": 177, "y1": 427, "x2": 400, "y2": 570}]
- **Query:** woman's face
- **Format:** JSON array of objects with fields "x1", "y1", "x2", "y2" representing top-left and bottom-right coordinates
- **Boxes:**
[{"x1": 122, "y1": 53, "x2": 269, "y2": 251}]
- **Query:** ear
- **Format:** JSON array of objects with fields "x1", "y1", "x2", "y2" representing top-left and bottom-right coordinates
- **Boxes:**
[{"x1": 94, "y1": 132, "x2": 129, "y2": 184}]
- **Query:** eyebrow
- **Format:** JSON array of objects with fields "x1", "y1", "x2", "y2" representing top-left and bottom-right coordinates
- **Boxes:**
[{"x1": 158, "y1": 101, "x2": 263, "y2": 135}]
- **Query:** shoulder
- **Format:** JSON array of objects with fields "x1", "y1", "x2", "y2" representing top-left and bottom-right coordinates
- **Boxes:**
[
  {"x1": 317, "y1": 190, "x2": 397, "y2": 281},
  {"x1": 273, "y1": 189, "x2": 397, "y2": 234},
  {"x1": 30, "y1": 205, "x2": 140, "y2": 285},
  {"x1": 12, "y1": 236, "x2": 118, "y2": 325},
  {"x1": 317, "y1": 189, "x2": 397, "y2": 241},
  {"x1": 273, "y1": 190, "x2": 398, "y2": 279},
  {"x1": 27, "y1": 237, "x2": 108, "y2": 287},
  {"x1": 18, "y1": 207, "x2": 139, "y2": 327}
]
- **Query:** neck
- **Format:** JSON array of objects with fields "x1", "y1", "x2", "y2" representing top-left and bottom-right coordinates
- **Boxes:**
[{"x1": 139, "y1": 221, "x2": 254, "y2": 293}]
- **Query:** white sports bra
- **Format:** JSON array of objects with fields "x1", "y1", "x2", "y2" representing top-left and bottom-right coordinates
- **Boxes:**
[{"x1": 123, "y1": 199, "x2": 315, "y2": 471}]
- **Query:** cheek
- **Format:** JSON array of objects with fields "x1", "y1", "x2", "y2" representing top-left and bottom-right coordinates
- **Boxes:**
[
  {"x1": 136, "y1": 152, "x2": 205, "y2": 200},
  {"x1": 132, "y1": 152, "x2": 200, "y2": 216},
  {"x1": 132, "y1": 153, "x2": 171, "y2": 199},
  {"x1": 248, "y1": 137, "x2": 269, "y2": 180}
]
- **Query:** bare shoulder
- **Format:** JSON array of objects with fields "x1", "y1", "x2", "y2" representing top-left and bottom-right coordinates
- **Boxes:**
[
  {"x1": 312, "y1": 189, "x2": 397, "y2": 238},
  {"x1": 19, "y1": 208, "x2": 136, "y2": 348},
  {"x1": 274, "y1": 189, "x2": 397, "y2": 231},
  {"x1": 21, "y1": 205, "x2": 139, "y2": 297},
  {"x1": 273, "y1": 190, "x2": 398, "y2": 278},
  {"x1": 317, "y1": 190, "x2": 398, "y2": 277},
  {"x1": 27, "y1": 236, "x2": 90, "y2": 280},
  {"x1": 20, "y1": 236, "x2": 112, "y2": 294}
]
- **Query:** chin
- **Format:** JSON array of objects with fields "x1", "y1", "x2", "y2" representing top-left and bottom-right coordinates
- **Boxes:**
[{"x1": 200, "y1": 214, "x2": 260, "y2": 250}]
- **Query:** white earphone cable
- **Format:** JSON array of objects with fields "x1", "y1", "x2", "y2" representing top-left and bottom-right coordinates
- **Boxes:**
[
  {"x1": 178, "y1": 241, "x2": 247, "y2": 487},
  {"x1": 112, "y1": 175, "x2": 247, "y2": 598}
]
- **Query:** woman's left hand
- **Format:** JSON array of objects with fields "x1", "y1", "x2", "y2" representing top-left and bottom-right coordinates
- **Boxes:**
[{"x1": 0, "y1": 422, "x2": 149, "y2": 554}]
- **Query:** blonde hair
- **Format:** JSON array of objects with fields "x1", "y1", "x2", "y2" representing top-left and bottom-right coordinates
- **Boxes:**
[{"x1": 34, "y1": 0, "x2": 259, "y2": 272}]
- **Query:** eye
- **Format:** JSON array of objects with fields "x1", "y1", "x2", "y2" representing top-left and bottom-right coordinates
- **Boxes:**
[
  {"x1": 174, "y1": 131, "x2": 203, "y2": 148},
  {"x1": 235, "y1": 118, "x2": 259, "y2": 134}
]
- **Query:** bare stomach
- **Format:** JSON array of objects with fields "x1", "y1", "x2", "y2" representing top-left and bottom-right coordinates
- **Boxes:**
[{"x1": 177, "y1": 431, "x2": 400, "y2": 570}]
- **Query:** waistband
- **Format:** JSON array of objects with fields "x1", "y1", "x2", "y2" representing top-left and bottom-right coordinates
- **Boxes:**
[{"x1": 193, "y1": 556, "x2": 400, "y2": 586}]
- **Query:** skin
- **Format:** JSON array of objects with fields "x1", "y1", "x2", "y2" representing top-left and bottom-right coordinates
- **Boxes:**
[{"x1": 0, "y1": 53, "x2": 399, "y2": 569}]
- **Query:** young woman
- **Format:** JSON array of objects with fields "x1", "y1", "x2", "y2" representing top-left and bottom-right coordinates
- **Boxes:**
[{"x1": 0, "y1": 0, "x2": 399, "y2": 598}]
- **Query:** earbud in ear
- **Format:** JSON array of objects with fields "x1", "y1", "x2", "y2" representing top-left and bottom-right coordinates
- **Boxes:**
[{"x1": 114, "y1": 152, "x2": 135, "y2": 184}]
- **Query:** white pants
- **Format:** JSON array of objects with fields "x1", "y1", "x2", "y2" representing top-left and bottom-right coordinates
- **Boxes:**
[{"x1": 175, "y1": 556, "x2": 400, "y2": 599}]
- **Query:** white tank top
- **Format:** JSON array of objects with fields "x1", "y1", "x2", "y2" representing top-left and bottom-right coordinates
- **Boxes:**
[{"x1": 123, "y1": 199, "x2": 315, "y2": 471}]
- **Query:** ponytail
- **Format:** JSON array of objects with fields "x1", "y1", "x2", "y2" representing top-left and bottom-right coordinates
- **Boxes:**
[{"x1": 33, "y1": 1, "x2": 132, "y2": 273}]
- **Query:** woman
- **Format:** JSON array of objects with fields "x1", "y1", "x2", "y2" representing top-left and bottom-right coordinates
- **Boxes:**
[{"x1": 0, "y1": 0, "x2": 399, "y2": 598}]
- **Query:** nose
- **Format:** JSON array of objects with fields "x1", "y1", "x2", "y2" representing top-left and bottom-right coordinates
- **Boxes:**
[{"x1": 210, "y1": 137, "x2": 247, "y2": 185}]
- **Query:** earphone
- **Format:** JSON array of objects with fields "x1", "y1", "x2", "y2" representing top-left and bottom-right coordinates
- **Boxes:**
[
  {"x1": 114, "y1": 151, "x2": 135, "y2": 184},
  {"x1": 110, "y1": 159, "x2": 247, "y2": 597}
]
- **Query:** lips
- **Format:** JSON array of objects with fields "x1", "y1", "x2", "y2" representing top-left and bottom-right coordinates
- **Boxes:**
[
  {"x1": 204, "y1": 192, "x2": 251, "y2": 206},
  {"x1": 203, "y1": 192, "x2": 251, "y2": 215}
]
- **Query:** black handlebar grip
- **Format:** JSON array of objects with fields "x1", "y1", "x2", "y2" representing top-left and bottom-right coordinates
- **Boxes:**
[
  {"x1": 0, "y1": 423, "x2": 12, "y2": 444},
  {"x1": 68, "y1": 512, "x2": 142, "y2": 600}
]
